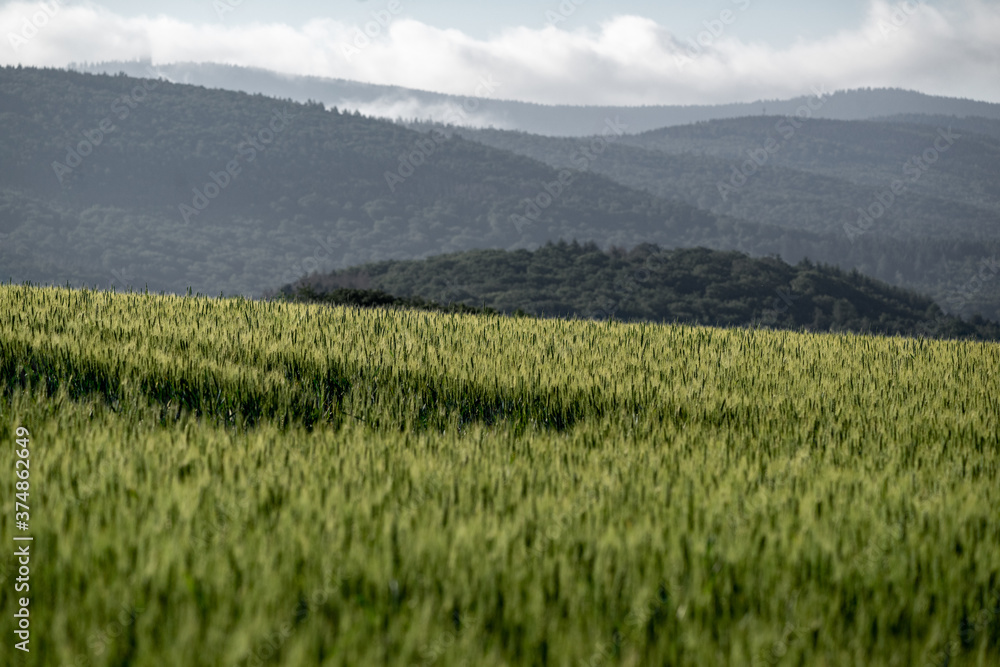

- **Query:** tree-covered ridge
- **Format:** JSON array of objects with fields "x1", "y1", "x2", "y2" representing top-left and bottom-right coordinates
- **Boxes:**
[
  {"x1": 281, "y1": 242, "x2": 1000, "y2": 340},
  {"x1": 2, "y1": 67, "x2": 998, "y2": 323},
  {"x1": 874, "y1": 113, "x2": 1000, "y2": 141},
  {"x1": 418, "y1": 120, "x2": 1000, "y2": 321},
  {"x1": 0, "y1": 66, "x2": 811, "y2": 298},
  {"x1": 62, "y1": 61, "x2": 1000, "y2": 135},
  {"x1": 622, "y1": 117, "x2": 1000, "y2": 213},
  {"x1": 438, "y1": 121, "x2": 1000, "y2": 239}
]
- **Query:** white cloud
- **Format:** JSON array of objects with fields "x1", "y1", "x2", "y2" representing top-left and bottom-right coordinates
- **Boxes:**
[
  {"x1": 1, "y1": 0, "x2": 998, "y2": 104},
  {"x1": 339, "y1": 97, "x2": 513, "y2": 129}
]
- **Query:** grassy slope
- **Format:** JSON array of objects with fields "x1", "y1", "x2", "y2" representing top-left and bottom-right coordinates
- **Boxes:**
[{"x1": 0, "y1": 285, "x2": 998, "y2": 666}]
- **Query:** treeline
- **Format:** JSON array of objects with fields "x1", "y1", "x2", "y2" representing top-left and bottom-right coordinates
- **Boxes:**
[
  {"x1": 281, "y1": 242, "x2": 1000, "y2": 340},
  {"x1": 281, "y1": 286, "x2": 496, "y2": 315}
]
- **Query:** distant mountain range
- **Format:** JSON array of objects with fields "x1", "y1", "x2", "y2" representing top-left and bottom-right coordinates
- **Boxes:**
[
  {"x1": 420, "y1": 117, "x2": 1000, "y2": 320},
  {"x1": 0, "y1": 66, "x2": 774, "y2": 297},
  {"x1": 67, "y1": 60, "x2": 1000, "y2": 137},
  {"x1": 436, "y1": 118, "x2": 1000, "y2": 238},
  {"x1": 1, "y1": 66, "x2": 997, "y2": 323}
]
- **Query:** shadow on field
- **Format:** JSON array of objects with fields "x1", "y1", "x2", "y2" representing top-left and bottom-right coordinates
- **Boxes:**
[{"x1": 0, "y1": 338, "x2": 644, "y2": 432}]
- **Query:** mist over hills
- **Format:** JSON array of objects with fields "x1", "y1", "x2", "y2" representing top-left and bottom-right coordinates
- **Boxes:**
[
  {"x1": 0, "y1": 66, "x2": 807, "y2": 298},
  {"x1": 1, "y1": 65, "x2": 997, "y2": 324},
  {"x1": 68, "y1": 60, "x2": 1000, "y2": 137}
]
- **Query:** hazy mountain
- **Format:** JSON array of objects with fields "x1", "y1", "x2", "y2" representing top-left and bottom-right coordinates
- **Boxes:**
[
  {"x1": 0, "y1": 66, "x2": 811, "y2": 298},
  {"x1": 430, "y1": 120, "x2": 1000, "y2": 320},
  {"x1": 618, "y1": 118, "x2": 1000, "y2": 216},
  {"x1": 440, "y1": 121, "x2": 1000, "y2": 238},
  {"x1": 67, "y1": 60, "x2": 1000, "y2": 137},
  {"x1": 874, "y1": 114, "x2": 1000, "y2": 141},
  {"x1": 2, "y1": 66, "x2": 996, "y2": 322}
]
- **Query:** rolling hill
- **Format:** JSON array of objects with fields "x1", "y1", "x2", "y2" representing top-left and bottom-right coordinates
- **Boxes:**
[
  {"x1": 279, "y1": 242, "x2": 999, "y2": 340},
  {"x1": 0, "y1": 66, "x2": 788, "y2": 297},
  {"x1": 2, "y1": 66, "x2": 997, "y2": 323},
  {"x1": 68, "y1": 60, "x2": 1000, "y2": 136},
  {"x1": 430, "y1": 120, "x2": 1000, "y2": 320}
]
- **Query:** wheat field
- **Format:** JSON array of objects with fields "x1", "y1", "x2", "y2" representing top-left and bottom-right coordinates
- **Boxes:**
[{"x1": 0, "y1": 285, "x2": 998, "y2": 666}]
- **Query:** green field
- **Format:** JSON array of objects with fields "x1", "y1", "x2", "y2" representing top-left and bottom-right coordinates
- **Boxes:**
[{"x1": 1, "y1": 285, "x2": 998, "y2": 666}]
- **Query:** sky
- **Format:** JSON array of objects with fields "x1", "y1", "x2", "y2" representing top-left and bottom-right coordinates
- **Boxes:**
[{"x1": 1, "y1": 0, "x2": 998, "y2": 105}]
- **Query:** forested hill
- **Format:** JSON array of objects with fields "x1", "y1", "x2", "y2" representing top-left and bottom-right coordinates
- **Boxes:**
[
  {"x1": 1, "y1": 66, "x2": 838, "y2": 298},
  {"x1": 2, "y1": 67, "x2": 997, "y2": 324},
  {"x1": 427, "y1": 118, "x2": 1000, "y2": 321},
  {"x1": 66, "y1": 61, "x2": 1000, "y2": 135},
  {"x1": 279, "y1": 243, "x2": 1000, "y2": 341}
]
